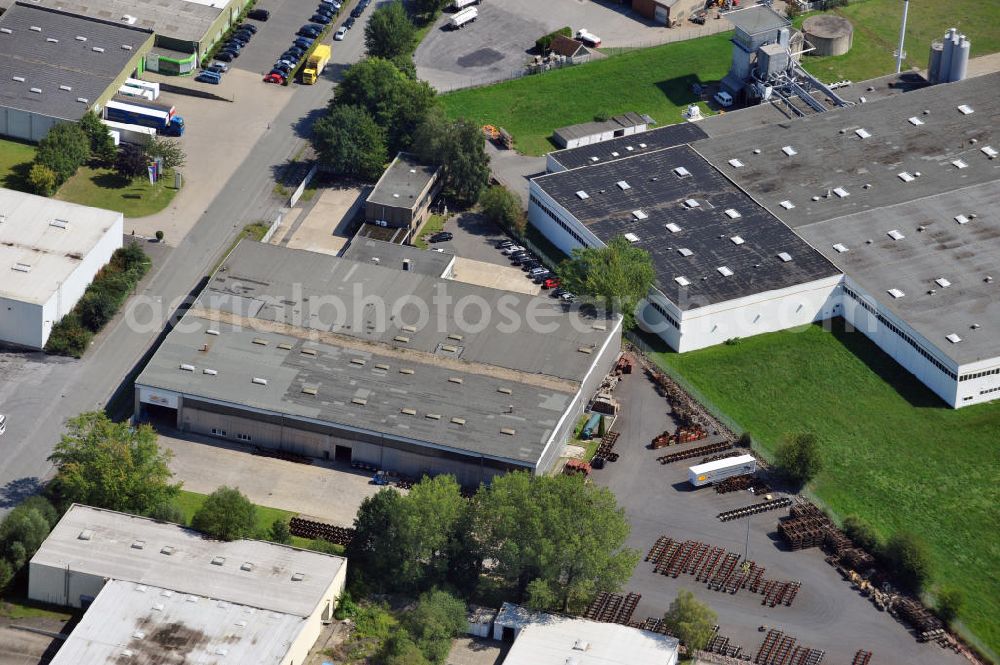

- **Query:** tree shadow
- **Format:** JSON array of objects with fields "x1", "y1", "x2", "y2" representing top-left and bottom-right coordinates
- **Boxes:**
[
  {"x1": 655, "y1": 74, "x2": 714, "y2": 106},
  {"x1": 2, "y1": 160, "x2": 35, "y2": 193},
  {"x1": 292, "y1": 107, "x2": 327, "y2": 140},
  {"x1": 91, "y1": 171, "x2": 131, "y2": 190},
  {"x1": 0, "y1": 477, "x2": 44, "y2": 508}
]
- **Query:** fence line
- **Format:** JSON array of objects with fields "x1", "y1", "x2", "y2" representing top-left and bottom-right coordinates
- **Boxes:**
[
  {"x1": 260, "y1": 209, "x2": 286, "y2": 244},
  {"x1": 288, "y1": 164, "x2": 318, "y2": 208}
]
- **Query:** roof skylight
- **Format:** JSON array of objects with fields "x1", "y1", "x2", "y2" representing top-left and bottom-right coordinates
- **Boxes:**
[
  {"x1": 781, "y1": 145, "x2": 797, "y2": 156},
  {"x1": 674, "y1": 276, "x2": 690, "y2": 286},
  {"x1": 717, "y1": 266, "x2": 734, "y2": 277},
  {"x1": 665, "y1": 223, "x2": 681, "y2": 233}
]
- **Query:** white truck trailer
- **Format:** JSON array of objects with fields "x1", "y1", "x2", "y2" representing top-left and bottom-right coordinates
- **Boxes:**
[
  {"x1": 451, "y1": 0, "x2": 479, "y2": 9},
  {"x1": 118, "y1": 84, "x2": 155, "y2": 102},
  {"x1": 449, "y1": 6, "x2": 477, "y2": 29},
  {"x1": 125, "y1": 77, "x2": 161, "y2": 100},
  {"x1": 688, "y1": 454, "x2": 756, "y2": 487},
  {"x1": 101, "y1": 119, "x2": 157, "y2": 145}
]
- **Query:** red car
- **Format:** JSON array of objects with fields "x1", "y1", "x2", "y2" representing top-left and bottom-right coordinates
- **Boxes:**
[
  {"x1": 542, "y1": 277, "x2": 561, "y2": 289},
  {"x1": 263, "y1": 72, "x2": 285, "y2": 84}
]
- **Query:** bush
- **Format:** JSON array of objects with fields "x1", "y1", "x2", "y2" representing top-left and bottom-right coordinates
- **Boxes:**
[
  {"x1": 192, "y1": 487, "x2": 257, "y2": 541},
  {"x1": 737, "y1": 432, "x2": 752, "y2": 448},
  {"x1": 155, "y1": 230, "x2": 165, "y2": 242},
  {"x1": 78, "y1": 110, "x2": 116, "y2": 165},
  {"x1": 0, "y1": 504, "x2": 53, "y2": 569},
  {"x1": 535, "y1": 26, "x2": 572, "y2": 54},
  {"x1": 662, "y1": 589, "x2": 717, "y2": 652},
  {"x1": 774, "y1": 431, "x2": 823, "y2": 487},
  {"x1": 308, "y1": 539, "x2": 345, "y2": 555},
  {"x1": 269, "y1": 518, "x2": 292, "y2": 544},
  {"x1": 402, "y1": 590, "x2": 467, "y2": 663},
  {"x1": 936, "y1": 587, "x2": 964, "y2": 625},
  {"x1": 28, "y1": 163, "x2": 58, "y2": 196},
  {"x1": 44, "y1": 315, "x2": 92, "y2": 358},
  {"x1": 479, "y1": 186, "x2": 525, "y2": 236},
  {"x1": 36, "y1": 122, "x2": 90, "y2": 184},
  {"x1": 881, "y1": 531, "x2": 930, "y2": 592},
  {"x1": 115, "y1": 143, "x2": 148, "y2": 179},
  {"x1": 78, "y1": 290, "x2": 119, "y2": 332},
  {"x1": 0, "y1": 558, "x2": 13, "y2": 593},
  {"x1": 147, "y1": 501, "x2": 186, "y2": 524},
  {"x1": 19, "y1": 496, "x2": 59, "y2": 530},
  {"x1": 842, "y1": 515, "x2": 880, "y2": 553}
]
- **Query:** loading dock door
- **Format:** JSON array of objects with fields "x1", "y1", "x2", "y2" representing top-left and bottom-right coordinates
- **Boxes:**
[
  {"x1": 655, "y1": 4, "x2": 668, "y2": 24},
  {"x1": 335, "y1": 445, "x2": 352, "y2": 463}
]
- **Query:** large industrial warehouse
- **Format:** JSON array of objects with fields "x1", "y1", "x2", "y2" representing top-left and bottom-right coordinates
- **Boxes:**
[
  {"x1": 29, "y1": 504, "x2": 347, "y2": 664},
  {"x1": 528, "y1": 72, "x2": 999, "y2": 408},
  {"x1": 0, "y1": 188, "x2": 123, "y2": 349},
  {"x1": 135, "y1": 241, "x2": 621, "y2": 485},
  {"x1": 0, "y1": 2, "x2": 153, "y2": 141}
]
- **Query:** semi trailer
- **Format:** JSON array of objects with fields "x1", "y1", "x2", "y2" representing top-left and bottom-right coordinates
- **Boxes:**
[
  {"x1": 101, "y1": 119, "x2": 157, "y2": 145},
  {"x1": 104, "y1": 99, "x2": 185, "y2": 136},
  {"x1": 449, "y1": 6, "x2": 477, "y2": 29},
  {"x1": 688, "y1": 454, "x2": 756, "y2": 487},
  {"x1": 125, "y1": 77, "x2": 161, "y2": 100}
]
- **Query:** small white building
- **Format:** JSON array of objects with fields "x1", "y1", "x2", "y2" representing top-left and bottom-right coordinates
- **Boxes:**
[
  {"x1": 0, "y1": 189, "x2": 123, "y2": 349},
  {"x1": 493, "y1": 603, "x2": 679, "y2": 665},
  {"x1": 29, "y1": 504, "x2": 348, "y2": 665}
]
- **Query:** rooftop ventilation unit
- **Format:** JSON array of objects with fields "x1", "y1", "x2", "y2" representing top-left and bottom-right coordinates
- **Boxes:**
[
  {"x1": 12, "y1": 262, "x2": 32, "y2": 272},
  {"x1": 616, "y1": 180, "x2": 630, "y2": 190},
  {"x1": 887, "y1": 229, "x2": 905, "y2": 240},
  {"x1": 401, "y1": 324, "x2": 417, "y2": 333},
  {"x1": 29, "y1": 26, "x2": 41, "y2": 32},
  {"x1": 399, "y1": 367, "x2": 415, "y2": 375},
  {"x1": 11, "y1": 76, "x2": 24, "y2": 82},
  {"x1": 730, "y1": 236, "x2": 745, "y2": 245},
  {"x1": 92, "y1": 46, "x2": 105, "y2": 53},
  {"x1": 131, "y1": 540, "x2": 145, "y2": 549},
  {"x1": 401, "y1": 407, "x2": 417, "y2": 415},
  {"x1": 887, "y1": 288, "x2": 905, "y2": 299},
  {"x1": 451, "y1": 417, "x2": 466, "y2": 426},
  {"x1": 777, "y1": 252, "x2": 793, "y2": 262},
  {"x1": 639, "y1": 143, "x2": 647, "y2": 148},
  {"x1": 855, "y1": 128, "x2": 871, "y2": 139},
  {"x1": 781, "y1": 146, "x2": 797, "y2": 156},
  {"x1": 211, "y1": 556, "x2": 225, "y2": 566},
  {"x1": 29, "y1": 87, "x2": 41, "y2": 94},
  {"x1": 575, "y1": 190, "x2": 589, "y2": 200},
  {"x1": 717, "y1": 266, "x2": 734, "y2": 277},
  {"x1": 50, "y1": 218, "x2": 69, "y2": 228},
  {"x1": 665, "y1": 222, "x2": 681, "y2": 233},
  {"x1": 300, "y1": 348, "x2": 317, "y2": 356},
  {"x1": 291, "y1": 573, "x2": 305, "y2": 582},
  {"x1": 393, "y1": 335, "x2": 410, "y2": 343},
  {"x1": 632, "y1": 209, "x2": 648, "y2": 220},
  {"x1": 75, "y1": 35, "x2": 87, "y2": 41},
  {"x1": 683, "y1": 199, "x2": 699, "y2": 209},
  {"x1": 374, "y1": 363, "x2": 390, "y2": 370},
  {"x1": 78, "y1": 529, "x2": 94, "y2": 540},
  {"x1": 77, "y1": 97, "x2": 88, "y2": 103},
  {"x1": 677, "y1": 248, "x2": 693, "y2": 257},
  {"x1": 59, "y1": 84, "x2": 72, "y2": 91},
  {"x1": 832, "y1": 243, "x2": 848, "y2": 253},
  {"x1": 724, "y1": 208, "x2": 741, "y2": 219},
  {"x1": 203, "y1": 369, "x2": 217, "y2": 376},
  {"x1": 779, "y1": 200, "x2": 795, "y2": 209},
  {"x1": 952, "y1": 159, "x2": 968, "y2": 169},
  {"x1": 0, "y1": 28, "x2": 12, "y2": 35},
  {"x1": 351, "y1": 397, "x2": 367, "y2": 406},
  {"x1": 497, "y1": 387, "x2": 512, "y2": 395},
  {"x1": 500, "y1": 427, "x2": 516, "y2": 436},
  {"x1": 179, "y1": 363, "x2": 195, "y2": 371},
  {"x1": 425, "y1": 413, "x2": 441, "y2": 420},
  {"x1": 935, "y1": 277, "x2": 951, "y2": 288},
  {"x1": 907, "y1": 116, "x2": 924, "y2": 126},
  {"x1": 121, "y1": 14, "x2": 137, "y2": 24},
  {"x1": 161, "y1": 546, "x2": 175, "y2": 555},
  {"x1": 624, "y1": 232, "x2": 640, "y2": 243},
  {"x1": 675, "y1": 276, "x2": 690, "y2": 286},
  {"x1": 447, "y1": 333, "x2": 463, "y2": 341},
  {"x1": 121, "y1": 44, "x2": 132, "y2": 50},
  {"x1": 673, "y1": 166, "x2": 691, "y2": 178},
  {"x1": 252, "y1": 377, "x2": 268, "y2": 385},
  {"x1": 728, "y1": 158, "x2": 744, "y2": 168},
  {"x1": 589, "y1": 156, "x2": 599, "y2": 163},
  {"x1": 277, "y1": 342, "x2": 293, "y2": 350},
  {"x1": 957, "y1": 104, "x2": 974, "y2": 115},
  {"x1": 981, "y1": 146, "x2": 998, "y2": 159},
  {"x1": 946, "y1": 333, "x2": 962, "y2": 344},
  {"x1": 206, "y1": 329, "x2": 220, "y2": 336},
  {"x1": 611, "y1": 151, "x2": 619, "y2": 157},
  {"x1": 833, "y1": 187, "x2": 850, "y2": 198},
  {"x1": 954, "y1": 214, "x2": 970, "y2": 224},
  {"x1": 897, "y1": 171, "x2": 915, "y2": 182},
  {"x1": 252, "y1": 337, "x2": 268, "y2": 345},
  {"x1": 301, "y1": 386, "x2": 318, "y2": 395},
  {"x1": 626, "y1": 146, "x2": 634, "y2": 151},
  {"x1": 350, "y1": 358, "x2": 366, "y2": 365},
  {"x1": 46, "y1": 37, "x2": 58, "y2": 43},
  {"x1": 448, "y1": 377, "x2": 464, "y2": 385}
]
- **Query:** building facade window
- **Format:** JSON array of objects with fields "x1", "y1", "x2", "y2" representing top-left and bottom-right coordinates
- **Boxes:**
[
  {"x1": 529, "y1": 194, "x2": 588, "y2": 246},
  {"x1": 647, "y1": 299, "x2": 679, "y2": 329}
]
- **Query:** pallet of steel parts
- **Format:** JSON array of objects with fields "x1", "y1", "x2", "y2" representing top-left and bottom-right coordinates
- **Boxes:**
[
  {"x1": 717, "y1": 497, "x2": 791, "y2": 522},
  {"x1": 657, "y1": 441, "x2": 732, "y2": 464},
  {"x1": 850, "y1": 650, "x2": 872, "y2": 665},
  {"x1": 894, "y1": 597, "x2": 946, "y2": 641},
  {"x1": 839, "y1": 547, "x2": 876, "y2": 572},
  {"x1": 288, "y1": 517, "x2": 355, "y2": 546}
]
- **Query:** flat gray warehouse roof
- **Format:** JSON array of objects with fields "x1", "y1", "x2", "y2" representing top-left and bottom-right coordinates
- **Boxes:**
[
  {"x1": 533, "y1": 145, "x2": 839, "y2": 309},
  {"x1": 136, "y1": 242, "x2": 619, "y2": 465},
  {"x1": 694, "y1": 73, "x2": 1000, "y2": 229},
  {"x1": 0, "y1": 3, "x2": 152, "y2": 120},
  {"x1": 549, "y1": 121, "x2": 708, "y2": 171},
  {"x1": 31, "y1": 504, "x2": 346, "y2": 618},
  {"x1": 50, "y1": 580, "x2": 306, "y2": 665},
  {"x1": 342, "y1": 237, "x2": 454, "y2": 277},
  {"x1": 19, "y1": 0, "x2": 224, "y2": 45},
  {"x1": 367, "y1": 153, "x2": 440, "y2": 210},
  {"x1": 796, "y1": 181, "x2": 1000, "y2": 366}
]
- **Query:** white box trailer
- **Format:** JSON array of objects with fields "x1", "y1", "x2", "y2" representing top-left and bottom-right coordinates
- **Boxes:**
[
  {"x1": 449, "y1": 6, "x2": 477, "y2": 29},
  {"x1": 451, "y1": 0, "x2": 479, "y2": 9},
  {"x1": 118, "y1": 84, "x2": 155, "y2": 101},
  {"x1": 101, "y1": 119, "x2": 157, "y2": 144},
  {"x1": 125, "y1": 77, "x2": 160, "y2": 100},
  {"x1": 688, "y1": 454, "x2": 756, "y2": 487}
]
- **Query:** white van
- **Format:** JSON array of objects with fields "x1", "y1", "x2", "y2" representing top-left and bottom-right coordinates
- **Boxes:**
[{"x1": 714, "y1": 90, "x2": 734, "y2": 107}]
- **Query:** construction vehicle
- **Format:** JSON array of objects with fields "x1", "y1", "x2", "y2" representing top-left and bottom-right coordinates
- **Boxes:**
[
  {"x1": 302, "y1": 44, "x2": 331, "y2": 84},
  {"x1": 688, "y1": 454, "x2": 756, "y2": 487}
]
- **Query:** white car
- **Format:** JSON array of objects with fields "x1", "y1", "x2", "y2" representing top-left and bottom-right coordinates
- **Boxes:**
[
  {"x1": 713, "y1": 90, "x2": 734, "y2": 107},
  {"x1": 0, "y1": 414, "x2": 6, "y2": 435},
  {"x1": 501, "y1": 245, "x2": 525, "y2": 255},
  {"x1": 334, "y1": 26, "x2": 347, "y2": 41},
  {"x1": 321, "y1": 0, "x2": 342, "y2": 7}
]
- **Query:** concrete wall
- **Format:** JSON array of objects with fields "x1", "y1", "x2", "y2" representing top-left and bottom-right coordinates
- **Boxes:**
[
  {"x1": 0, "y1": 106, "x2": 60, "y2": 142},
  {"x1": 282, "y1": 561, "x2": 347, "y2": 665},
  {"x1": 28, "y1": 562, "x2": 106, "y2": 608}
]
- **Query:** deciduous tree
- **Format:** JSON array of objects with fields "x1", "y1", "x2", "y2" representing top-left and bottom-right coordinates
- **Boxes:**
[
  {"x1": 48, "y1": 411, "x2": 180, "y2": 515},
  {"x1": 882, "y1": 531, "x2": 930, "y2": 592},
  {"x1": 191, "y1": 487, "x2": 257, "y2": 541},
  {"x1": 269, "y1": 518, "x2": 292, "y2": 544},
  {"x1": 558, "y1": 235, "x2": 655, "y2": 329},
  {"x1": 775, "y1": 432, "x2": 823, "y2": 487},
  {"x1": 78, "y1": 110, "x2": 116, "y2": 165},
  {"x1": 144, "y1": 135, "x2": 186, "y2": 170},
  {"x1": 311, "y1": 105, "x2": 387, "y2": 181},
  {"x1": 402, "y1": 590, "x2": 467, "y2": 663},
  {"x1": 412, "y1": 111, "x2": 490, "y2": 206},
  {"x1": 365, "y1": 1, "x2": 416, "y2": 60},
  {"x1": 28, "y1": 163, "x2": 58, "y2": 196},
  {"x1": 35, "y1": 122, "x2": 89, "y2": 183},
  {"x1": 115, "y1": 143, "x2": 148, "y2": 179},
  {"x1": 663, "y1": 589, "x2": 717, "y2": 652}
]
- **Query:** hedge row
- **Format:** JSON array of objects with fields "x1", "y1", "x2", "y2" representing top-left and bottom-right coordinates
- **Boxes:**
[{"x1": 45, "y1": 242, "x2": 151, "y2": 358}]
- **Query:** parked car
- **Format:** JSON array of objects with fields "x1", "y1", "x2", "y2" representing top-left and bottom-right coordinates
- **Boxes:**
[
  {"x1": 208, "y1": 61, "x2": 229, "y2": 73},
  {"x1": 495, "y1": 239, "x2": 515, "y2": 249},
  {"x1": 542, "y1": 277, "x2": 561, "y2": 289},
  {"x1": 551, "y1": 287, "x2": 566, "y2": 297},
  {"x1": 320, "y1": 0, "x2": 342, "y2": 7},
  {"x1": 350, "y1": 4, "x2": 363, "y2": 18},
  {"x1": 334, "y1": 26, "x2": 347, "y2": 40},
  {"x1": 560, "y1": 292, "x2": 576, "y2": 302},
  {"x1": 316, "y1": 4, "x2": 336, "y2": 15},
  {"x1": 310, "y1": 13, "x2": 332, "y2": 24},
  {"x1": 247, "y1": 8, "x2": 270, "y2": 20},
  {"x1": 344, "y1": 16, "x2": 356, "y2": 29},
  {"x1": 236, "y1": 23, "x2": 258, "y2": 33},
  {"x1": 281, "y1": 49, "x2": 303, "y2": 61},
  {"x1": 214, "y1": 51, "x2": 235, "y2": 62},
  {"x1": 521, "y1": 262, "x2": 543, "y2": 272},
  {"x1": 501, "y1": 245, "x2": 525, "y2": 255},
  {"x1": 714, "y1": 90, "x2": 734, "y2": 107},
  {"x1": 219, "y1": 48, "x2": 240, "y2": 59},
  {"x1": 293, "y1": 36, "x2": 315, "y2": 49},
  {"x1": 273, "y1": 62, "x2": 293, "y2": 74},
  {"x1": 195, "y1": 71, "x2": 222, "y2": 84},
  {"x1": 298, "y1": 24, "x2": 322, "y2": 37},
  {"x1": 264, "y1": 71, "x2": 286, "y2": 84},
  {"x1": 429, "y1": 231, "x2": 453, "y2": 243}
]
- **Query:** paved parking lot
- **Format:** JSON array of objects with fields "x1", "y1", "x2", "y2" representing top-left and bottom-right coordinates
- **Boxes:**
[
  {"x1": 592, "y1": 367, "x2": 965, "y2": 665},
  {"x1": 433, "y1": 213, "x2": 510, "y2": 267},
  {"x1": 231, "y1": 0, "x2": 340, "y2": 75},
  {"x1": 159, "y1": 430, "x2": 385, "y2": 525}
]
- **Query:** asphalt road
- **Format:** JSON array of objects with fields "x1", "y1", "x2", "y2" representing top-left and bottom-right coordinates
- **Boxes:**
[{"x1": 0, "y1": 0, "x2": 378, "y2": 516}]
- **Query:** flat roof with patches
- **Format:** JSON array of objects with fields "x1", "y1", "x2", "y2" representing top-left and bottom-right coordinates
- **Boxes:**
[
  {"x1": 49, "y1": 579, "x2": 306, "y2": 665},
  {"x1": 533, "y1": 145, "x2": 839, "y2": 309},
  {"x1": 548, "y1": 121, "x2": 708, "y2": 171},
  {"x1": 367, "y1": 153, "x2": 440, "y2": 210},
  {"x1": 342, "y1": 237, "x2": 454, "y2": 277}
]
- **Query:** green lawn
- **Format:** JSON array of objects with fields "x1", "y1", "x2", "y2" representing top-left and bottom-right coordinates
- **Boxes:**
[
  {"x1": 56, "y1": 165, "x2": 179, "y2": 218},
  {"x1": 439, "y1": 34, "x2": 730, "y2": 155},
  {"x1": 413, "y1": 213, "x2": 446, "y2": 249},
  {"x1": 794, "y1": 0, "x2": 1000, "y2": 83},
  {"x1": 646, "y1": 321, "x2": 1000, "y2": 656},
  {"x1": 0, "y1": 137, "x2": 37, "y2": 192}
]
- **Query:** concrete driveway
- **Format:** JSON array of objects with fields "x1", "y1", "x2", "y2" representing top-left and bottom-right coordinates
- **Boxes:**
[
  {"x1": 591, "y1": 366, "x2": 966, "y2": 665},
  {"x1": 160, "y1": 430, "x2": 385, "y2": 526}
]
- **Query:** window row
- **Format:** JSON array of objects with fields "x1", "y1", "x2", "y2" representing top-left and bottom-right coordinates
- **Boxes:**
[
  {"x1": 960, "y1": 367, "x2": 1000, "y2": 382},
  {"x1": 647, "y1": 299, "x2": 679, "y2": 329},
  {"x1": 530, "y1": 195, "x2": 588, "y2": 247}
]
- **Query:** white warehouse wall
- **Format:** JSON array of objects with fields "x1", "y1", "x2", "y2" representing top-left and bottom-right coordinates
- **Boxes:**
[
  {"x1": 955, "y1": 357, "x2": 1000, "y2": 407},
  {"x1": 28, "y1": 562, "x2": 107, "y2": 608},
  {"x1": 0, "y1": 296, "x2": 45, "y2": 349}
]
